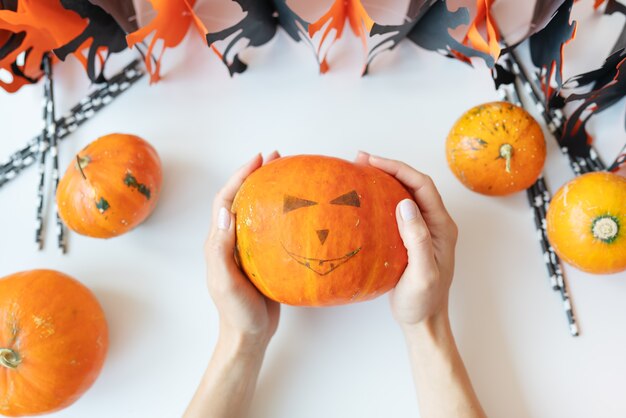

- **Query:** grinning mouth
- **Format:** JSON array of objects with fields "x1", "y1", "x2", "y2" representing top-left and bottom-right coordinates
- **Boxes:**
[{"x1": 282, "y1": 244, "x2": 361, "y2": 276}]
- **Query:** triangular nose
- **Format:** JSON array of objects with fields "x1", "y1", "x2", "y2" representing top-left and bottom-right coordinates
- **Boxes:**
[{"x1": 316, "y1": 229, "x2": 329, "y2": 245}]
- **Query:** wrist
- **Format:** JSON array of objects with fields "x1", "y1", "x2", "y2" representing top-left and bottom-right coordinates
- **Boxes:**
[
  {"x1": 217, "y1": 323, "x2": 272, "y2": 358},
  {"x1": 400, "y1": 309, "x2": 452, "y2": 345}
]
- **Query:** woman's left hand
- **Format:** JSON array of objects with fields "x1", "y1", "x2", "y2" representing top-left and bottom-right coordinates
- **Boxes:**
[{"x1": 204, "y1": 151, "x2": 281, "y2": 348}]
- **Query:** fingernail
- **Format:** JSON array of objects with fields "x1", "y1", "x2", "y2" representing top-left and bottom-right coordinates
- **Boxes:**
[
  {"x1": 399, "y1": 199, "x2": 417, "y2": 221},
  {"x1": 369, "y1": 154, "x2": 381, "y2": 163},
  {"x1": 218, "y1": 207, "x2": 231, "y2": 230},
  {"x1": 266, "y1": 150, "x2": 280, "y2": 161},
  {"x1": 248, "y1": 153, "x2": 262, "y2": 164}
]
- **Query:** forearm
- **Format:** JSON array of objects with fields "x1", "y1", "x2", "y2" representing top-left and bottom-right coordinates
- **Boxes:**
[
  {"x1": 403, "y1": 313, "x2": 486, "y2": 418},
  {"x1": 184, "y1": 328, "x2": 268, "y2": 418}
]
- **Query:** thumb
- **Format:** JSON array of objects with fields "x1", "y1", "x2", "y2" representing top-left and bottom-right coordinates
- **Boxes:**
[{"x1": 396, "y1": 199, "x2": 437, "y2": 273}]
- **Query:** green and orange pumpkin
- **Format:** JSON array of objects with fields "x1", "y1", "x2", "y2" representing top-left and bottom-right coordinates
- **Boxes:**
[
  {"x1": 446, "y1": 102, "x2": 546, "y2": 196},
  {"x1": 232, "y1": 155, "x2": 412, "y2": 306},
  {"x1": 547, "y1": 172, "x2": 626, "y2": 274},
  {"x1": 0, "y1": 270, "x2": 108, "y2": 416},
  {"x1": 56, "y1": 133, "x2": 162, "y2": 238}
]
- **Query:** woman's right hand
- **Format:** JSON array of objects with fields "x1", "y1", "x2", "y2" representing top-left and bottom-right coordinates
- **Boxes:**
[{"x1": 356, "y1": 152, "x2": 458, "y2": 330}]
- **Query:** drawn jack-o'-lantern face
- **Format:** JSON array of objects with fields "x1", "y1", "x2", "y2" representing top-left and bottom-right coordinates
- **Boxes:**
[
  {"x1": 281, "y1": 189, "x2": 363, "y2": 276},
  {"x1": 233, "y1": 155, "x2": 411, "y2": 307}
]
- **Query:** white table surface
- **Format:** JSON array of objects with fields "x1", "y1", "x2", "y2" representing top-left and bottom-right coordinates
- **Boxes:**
[{"x1": 1, "y1": 2, "x2": 625, "y2": 417}]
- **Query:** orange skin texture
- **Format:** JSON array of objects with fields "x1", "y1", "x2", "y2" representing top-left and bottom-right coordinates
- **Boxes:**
[
  {"x1": 0, "y1": 270, "x2": 108, "y2": 416},
  {"x1": 56, "y1": 133, "x2": 162, "y2": 239},
  {"x1": 446, "y1": 102, "x2": 546, "y2": 196},
  {"x1": 232, "y1": 155, "x2": 412, "y2": 307},
  {"x1": 547, "y1": 172, "x2": 626, "y2": 274}
]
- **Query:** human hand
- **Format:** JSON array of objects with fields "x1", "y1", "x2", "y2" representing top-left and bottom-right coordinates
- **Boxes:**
[
  {"x1": 356, "y1": 152, "x2": 458, "y2": 331},
  {"x1": 205, "y1": 152, "x2": 281, "y2": 349}
]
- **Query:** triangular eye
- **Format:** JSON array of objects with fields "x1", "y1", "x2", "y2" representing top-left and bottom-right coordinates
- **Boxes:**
[
  {"x1": 284, "y1": 195, "x2": 317, "y2": 213},
  {"x1": 330, "y1": 190, "x2": 360, "y2": 207}
]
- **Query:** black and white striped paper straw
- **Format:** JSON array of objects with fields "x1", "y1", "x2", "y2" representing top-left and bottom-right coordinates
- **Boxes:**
[
  {"x1": 0, "y1": 59, "x2": 144, "y2": 188},
  {"x1": 532, "y1": 179, "x2": 565, "y2": 290},
  {"x1": 35, "y1": 54, "x2": 53, "y2": 249},
  {"x1": 527, "y1": 181, "x2": 559, "y2": 290},
  {"x1": 509, "y1": 65, "x2": 579, "y2": 336},
  {"x1": 534, "y1": 177, "x2": 578, "y2": 335},
  {"x1": 497, "y1": 64, "x2": 579, "y2": 336},
  {"x1": 41, "y1": 55, "x2": 66, "y2": 252},
  {"x1": 496, "y1": 67, "x2": 560, "y2": 289},
  {"x1": 506, "y1": 91, "x2": 563, "y2": 292}
]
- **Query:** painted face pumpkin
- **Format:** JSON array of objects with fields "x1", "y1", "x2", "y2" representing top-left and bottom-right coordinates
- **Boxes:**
[
  {"x1": 233, "y1": 155, "x2": 412, "y2": 306},
  {"x1": 56, "y1": 133, "x2": 162, "y2": 239}
]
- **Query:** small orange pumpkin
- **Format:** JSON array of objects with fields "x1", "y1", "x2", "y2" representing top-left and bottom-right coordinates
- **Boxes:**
[
  {"x1": 0, "y1": 270, "x2": 108, "y2": 416},
  {"x1": 232, "y1": 155, "x2": 412, "y2": 306},
  {"x1": 446, "y1": 102, "x2": 546, "y2": 196},
  {"x1": 57, "y1": 133, "x2": 162, "y2": 238},
  {"x1": 546, "y1": 172, "x2": 626, "y2": 274}
]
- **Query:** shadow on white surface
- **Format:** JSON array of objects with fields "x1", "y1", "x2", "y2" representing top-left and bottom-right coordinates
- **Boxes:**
[
  {"x1": 141, "y1": 155, "x2": 212, "y2": 227},
  {"x1": 91, "y1": 285, "x2": 154, "y2": 361}
]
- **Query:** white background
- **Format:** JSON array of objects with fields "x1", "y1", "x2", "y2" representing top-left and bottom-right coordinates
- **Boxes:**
[{"x1": 1, "y1": 1, "x2": 625, "y2": 417}]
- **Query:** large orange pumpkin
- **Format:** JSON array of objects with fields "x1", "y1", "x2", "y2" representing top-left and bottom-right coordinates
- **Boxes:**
[
  {"x1": 546, "y1": 172, "x2": 626, "y2": 274},
  {"x1": 0, "y1": 270, "x2": 108, "y2": 416},
  {"x1": 446, "y1": 102, "x2": 546, "y2": 196},
  {"x1": 232, "y1": 155, "x2": 412, "y2": 306},
  {"x1": 57, "y1": 133, "x2": 162, "y2": 238}
]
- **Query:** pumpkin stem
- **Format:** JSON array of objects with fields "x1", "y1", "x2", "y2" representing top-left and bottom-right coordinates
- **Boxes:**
[
  {"x1": 592, "y1": 215, "x2": 619, "y2": 244},
  {"x1": 0, "y1": 348, "x2": 21, "y2": 369},
  {"x1": 499, "y1": 144, "x2": 513, "y2": 173},
  {"x1": 75, "y1": 155, "x2": 90, "y2": 180}
]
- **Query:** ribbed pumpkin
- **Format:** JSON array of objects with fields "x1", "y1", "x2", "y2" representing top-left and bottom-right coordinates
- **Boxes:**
[
  {"x1": 446, "y1": 102, "x2": 546, "y2": 196},
  {"x1": 232, "y1": 155, "x2": 412, "y2": 306},
  {"x1": 547, "y1": 172, "x2": 626, "y2": 274},
  {"x1": 56, "y1": 133, "x2": 162, "y2": 238},
  {"x1": 0, "y1": 270, "x2": 108, "y2": 416}
]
